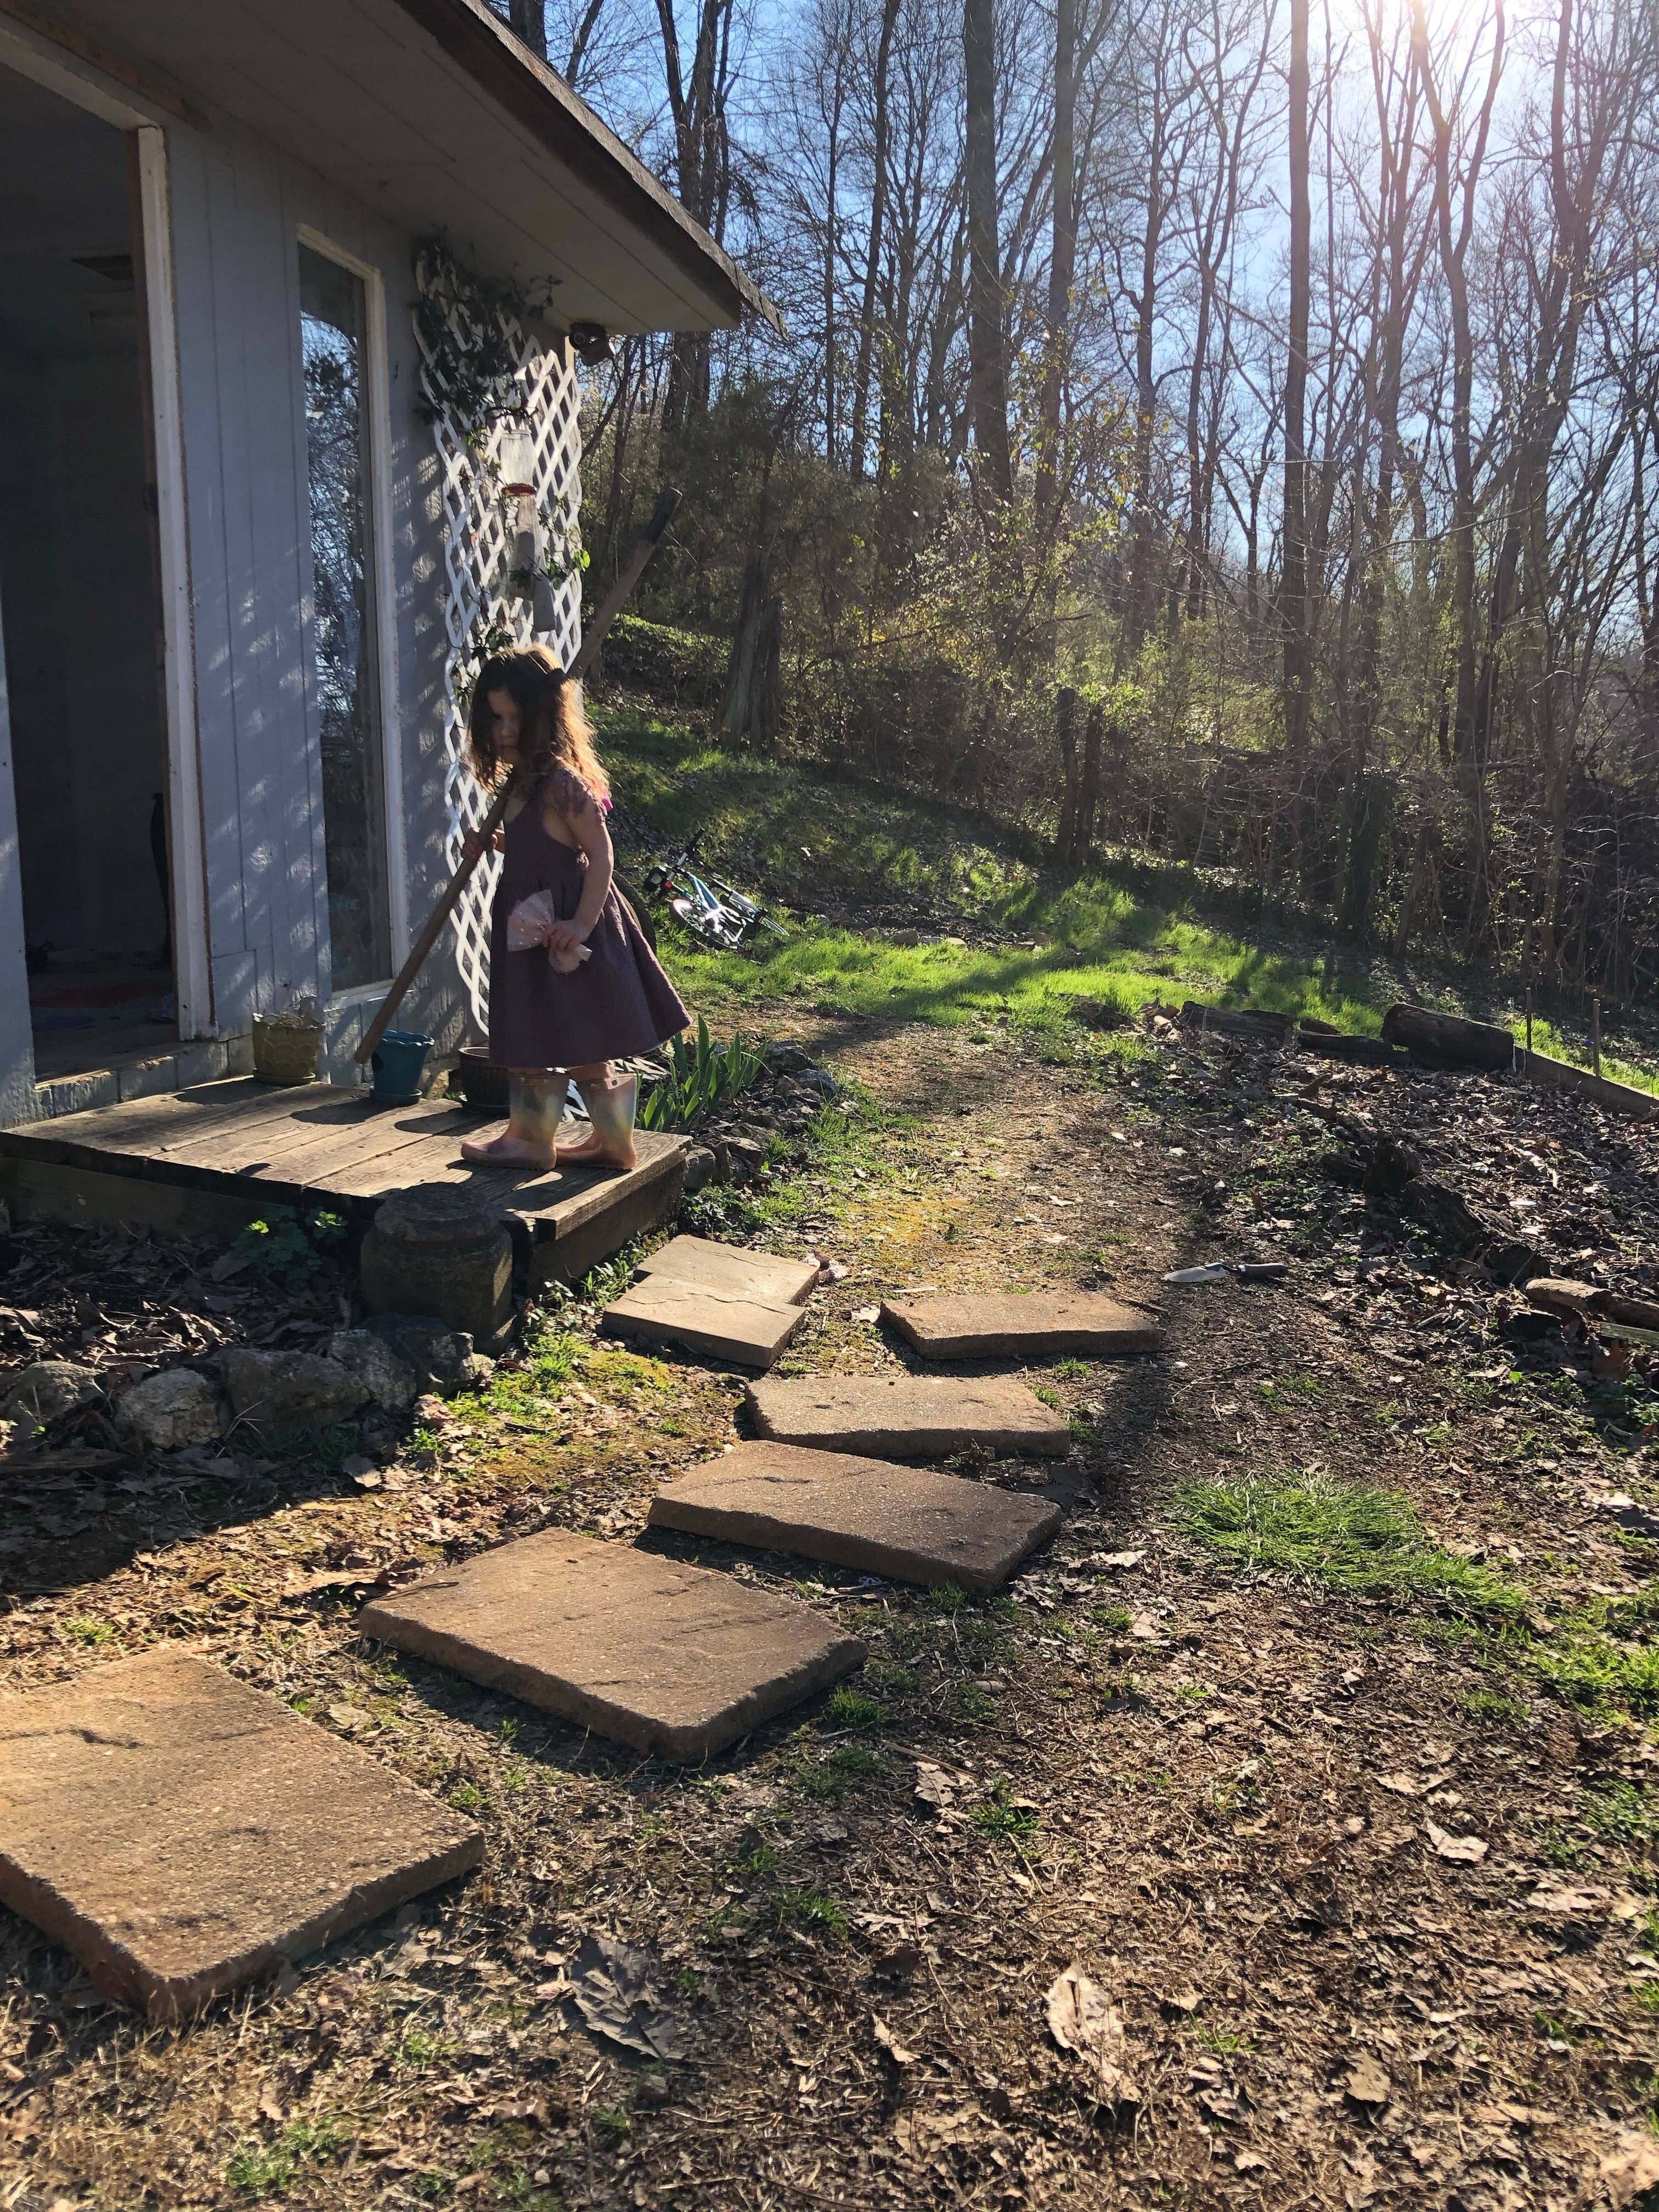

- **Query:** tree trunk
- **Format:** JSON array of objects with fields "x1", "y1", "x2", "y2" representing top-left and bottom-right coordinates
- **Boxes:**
[
  {"x1": 1075, "y1": 701, "x2": 1103, "y2": 864},
  {"x1": 509, "y1": 0, "x2": 548, "y2": 58},
  {"x1": 1280, "y1": 0, "x2": 1311, "y2": 757},
  {"x1": 850, "y1": 0, "x2": 902, "y2": 479},
  {"x1": 963, "y1": 0, "x2": 1012, "y2": 498},
  {"x1": 721, "y1": 557, "x2": 785, "y2": 749},
  {"x1": 1053, "y1": 686, "x2": 1079, "y2": 861},
  {"x1": 1034, "y1": 0, "x2": 1076, "y2": 539}
]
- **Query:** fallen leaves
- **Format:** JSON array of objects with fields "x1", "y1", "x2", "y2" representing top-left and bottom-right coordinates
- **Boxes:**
[
  {"x1": 1344, "y1": 2053, "x2": 1391, "y2": 2109},
  {"x1": 1045, "y1": 1966, "x2": 1141, "y2": 2108},
  {"x1": 1425, "y1": 1821, "x2": 1488, "y2": 1863},
  {"x1": 569, "y1": 1931, "x2": 693, "y2": 2062},
  {"x1": 873, "y1": 2017, "x2": 918, "y2": 2067},
  {"x1": 1525, "y1": 1876, "x2": 1641, "y2": 1920},
  {"x1": 1599, "y1": 2132, "x2": 1659, "y2": 2210}
]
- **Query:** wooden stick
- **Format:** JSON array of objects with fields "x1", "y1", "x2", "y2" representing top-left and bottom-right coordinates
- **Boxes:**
[{"x1": 356, "y1": 489, "x2": 681, "y2": 1065}]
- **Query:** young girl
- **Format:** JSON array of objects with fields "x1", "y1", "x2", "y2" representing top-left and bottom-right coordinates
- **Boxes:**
[{"x1": 456, "y1": 646, "x2": 688, "y2": 1172}]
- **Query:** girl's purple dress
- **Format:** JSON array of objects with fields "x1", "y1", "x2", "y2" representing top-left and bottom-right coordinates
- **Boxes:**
[{"x1": 487, "y1": 768, "x2": 689, "y2": 1069}]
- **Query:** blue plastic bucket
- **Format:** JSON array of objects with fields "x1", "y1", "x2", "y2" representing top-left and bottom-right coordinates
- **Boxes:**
[{"x1": 370, "y1": 1029, "x2": 433, "y2": 1105}]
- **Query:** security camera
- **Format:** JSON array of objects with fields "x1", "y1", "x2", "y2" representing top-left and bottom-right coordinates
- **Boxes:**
[{"x1": 569, "y1": 321, "x2": 616, "y2": 366}]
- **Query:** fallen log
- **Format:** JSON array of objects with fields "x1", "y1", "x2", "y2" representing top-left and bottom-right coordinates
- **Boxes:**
[
  {"x1": 1296, "y1": 1029, "x2": 1410, "y2": 1069},
  {"x1": 1525, "y1": 1277, "x2": 1659, "y2": 1333},
  {"x1": 1380, "y1": 1003, "x2": 1515, "y2": 1070},
  {"x1": 1517, "y1": 1049, "x2": 1659, "y2": 1124},
  {"x1": 1180, "y1": 1002, "x2": 1294, "y2": 1046}
]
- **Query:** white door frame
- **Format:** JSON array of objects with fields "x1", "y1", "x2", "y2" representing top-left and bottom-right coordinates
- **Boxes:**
[
  {"x1": 295, "y1": 224, "x2": 410, "y2": 995},
  {"x1": 0, "y1": 26, "x2": 212, "y2": 1044},
  {"x1": 136, "y1": 126, "x2": 211, "y2": 1039}
]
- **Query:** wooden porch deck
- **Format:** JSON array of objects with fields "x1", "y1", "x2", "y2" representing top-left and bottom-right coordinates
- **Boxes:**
[{"x1": 0, "y1": 1079, "x2": 688, "y2": 1285}]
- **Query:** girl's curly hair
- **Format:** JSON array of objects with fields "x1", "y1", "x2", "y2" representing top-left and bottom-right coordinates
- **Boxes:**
[{"x1": 465, "y1": 644, "x2": 611, "y2": 805}]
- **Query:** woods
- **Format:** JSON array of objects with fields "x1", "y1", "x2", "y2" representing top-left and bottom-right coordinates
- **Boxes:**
[{"x1": 524, "y1": 0, "x2": 1659, "y2": 1005}]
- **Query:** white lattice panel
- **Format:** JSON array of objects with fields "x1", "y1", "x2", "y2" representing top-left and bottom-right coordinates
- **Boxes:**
[{"x1": 415, "y1": 249, "x2": 583, "y2": 1031}]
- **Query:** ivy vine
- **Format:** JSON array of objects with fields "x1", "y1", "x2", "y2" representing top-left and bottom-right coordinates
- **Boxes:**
[
  {"x1": 413, "y1": 235, "x2": 555, "y2": 437},
  {"x1": 414, "y1": 234, "x2": 588, "y2": 700}
]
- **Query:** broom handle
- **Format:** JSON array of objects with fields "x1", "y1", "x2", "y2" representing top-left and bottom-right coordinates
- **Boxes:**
[{"x1": 356, "y1": 489, "x2": 681, "y2": 1065}]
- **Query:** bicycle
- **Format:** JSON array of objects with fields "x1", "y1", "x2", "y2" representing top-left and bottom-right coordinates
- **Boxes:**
[{"x1": 641, "y1": 843, "x2": 785, "y2": 949}]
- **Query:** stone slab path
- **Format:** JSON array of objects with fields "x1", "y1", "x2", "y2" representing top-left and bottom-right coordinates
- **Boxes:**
[
  {"x1": 640, "y1": 1235, "x2": 820, "y2": 1306},
  {"x1": 745, "y1": 1372, "x2": 1071, "y2": 1458},
  {"x1": 0, "y1": 1646, "x2": 482, "y2": 2020},
  {"x1": 882, "y1": 1290, "x2": 1164, "y2": 1359},
  {"x1": 359, "y1": 1528, "x2": 865, "y2": 1762},
  {"x1": 647, "y1": 1440, "x2": 1062, "y2": 1591},
  {"x1": 601, "y1": 1276, "x2": 807, "y2": 1370}
]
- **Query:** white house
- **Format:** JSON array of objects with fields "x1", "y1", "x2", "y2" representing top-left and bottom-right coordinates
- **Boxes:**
[{"x1": 0, "y1": 0, "x2": 770, "y2": 1128}]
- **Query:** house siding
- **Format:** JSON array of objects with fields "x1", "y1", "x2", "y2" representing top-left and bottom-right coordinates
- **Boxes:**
[{"x1": 167, "y1": 111, "x2": 466, "y2": 1079}]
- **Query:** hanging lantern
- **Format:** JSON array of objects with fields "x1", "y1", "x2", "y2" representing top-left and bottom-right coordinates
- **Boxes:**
[{"x1": 498, "y1": 413, "x2": 536, "y2": 499}]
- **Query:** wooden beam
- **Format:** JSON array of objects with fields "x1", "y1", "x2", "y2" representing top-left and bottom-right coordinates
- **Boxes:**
[{"x1": 0, "y1": 0, "x2": 210, "y2": 128}]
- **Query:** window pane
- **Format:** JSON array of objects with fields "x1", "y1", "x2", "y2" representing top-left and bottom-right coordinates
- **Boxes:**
[{"x1": 300, "y1": 244, "x2": 391, "y2": 991}]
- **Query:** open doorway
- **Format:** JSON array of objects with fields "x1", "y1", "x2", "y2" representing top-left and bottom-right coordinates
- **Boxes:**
[{"x1": 0, "y1": 64, "x2": 174, "y2": 1084}]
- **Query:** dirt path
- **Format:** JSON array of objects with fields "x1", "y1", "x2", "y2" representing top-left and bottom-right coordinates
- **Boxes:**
[{"x1": 2, "y1": 1020, "x2": 1655, "y2": 2210}]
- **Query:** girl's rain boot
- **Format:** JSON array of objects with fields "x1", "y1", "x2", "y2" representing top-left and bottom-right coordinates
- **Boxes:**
[
  {"x1": 558, "y1": 1066, "x2": 639, "y2": 1171},
  {"x1": 460, "y1": 1071, "x2": 567, "y2": 1167}
]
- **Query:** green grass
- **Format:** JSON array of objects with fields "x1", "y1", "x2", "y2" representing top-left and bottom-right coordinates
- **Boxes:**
[
  {"x1": 227, "y1": 2118, "x2": 348, "y2": 2195},
  {"x1": 1175, "y1": 1468, "x2": 1526, "y2": 1617},
  {"x1": 768, "y1": 1887, "x2": 850, "y2": 1937},
  {"x1": 824, "y1": 1686, "x2": 889, "y2": 1731},
  {"x1": 1524, "y1": 1593, "x2": 1659, "y2": 1716},
  {"x1": 1582, "y1": 1780, "x2": 1658, "y2": 1850},
  {"x1": 971, "y1": 1778, "x2": 1041, "y2": 1840},
  {"x1": 597, "y1": 706, "x2": 1659, "y2": 1087}
]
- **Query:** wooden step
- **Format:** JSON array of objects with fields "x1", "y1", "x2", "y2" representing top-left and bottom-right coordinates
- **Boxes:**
[{"x1": 0, "y1": 1078, "x2": 687, "y2": 1283}]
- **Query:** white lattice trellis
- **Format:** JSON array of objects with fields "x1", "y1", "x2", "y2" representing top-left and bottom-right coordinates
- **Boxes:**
[{"x1": 415, "y1": 247, "x2": 583, "y2": 1031}]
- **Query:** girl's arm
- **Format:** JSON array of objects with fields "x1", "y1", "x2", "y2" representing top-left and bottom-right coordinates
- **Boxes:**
[{"x1": 543, "y1": 792, "x2": 614, "y2": 955}]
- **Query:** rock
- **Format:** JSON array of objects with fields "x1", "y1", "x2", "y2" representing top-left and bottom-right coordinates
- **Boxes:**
[
  {"x1": 359, "y1": 1315, "x2": 488, "y2": 1398},
  {"x1": 359, "y1": 1528, "x2": 865, "y2": 1762},
  {"x1": 764, "y1": 1043, "x2": 812, "y2": 1074},
  {"x1": 724, "y1": 1137, "x2": 766, "y2": 1180},
  {"x1": 116, "y1": 1369, "x2": 221, "y2": 1452},
  {"x1": 0, "y1": 1645, "x2": 482, "y2": 2019},
  {"x1": 648, "y1": 1440, "x2": 1061, "y2": 1589},
  {"x1": 794, "y1": 1069, "x2": 838, "y2": 1096},
  {"x1": 219, "y1": 1348, "x2": 369, "y2": 1428},
  {"x1": 1525, "y1": 1276, "x2": 1605, "y2": 1318},
  {"x1": 359, "y1": 1187, "x2": 515, "y2": 1348},
  {"x1": 601, "y1": 1278, "x2": 806, "y2": 1370},
  {"x1": 1, "y1": 1361, "x2": 104, "y2": 1437},
  {"x1": 682, "y1": 1146, "x2": 716, "y2": 1194},
  {"x1": 328, "y1": 1330, "x2": 422, "y2": 1414},
  {"x1": 640, "y1": 1235, "x2": 819, "y2": 1307},
  {"x1": 746, "y1": 1373, "x2": 1072, "y2": 1458},
  {"x1": 1071, "y1": 997, "x2": 1130, "y2": 1031},
  {"x1": 882, "y1": 1291, "x2": 1164, "y2": 1361}
]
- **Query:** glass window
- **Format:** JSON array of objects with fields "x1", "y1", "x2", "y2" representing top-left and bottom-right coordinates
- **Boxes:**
[{"x1": 299, "y1": 243, "x2": 392, "y2": 991}]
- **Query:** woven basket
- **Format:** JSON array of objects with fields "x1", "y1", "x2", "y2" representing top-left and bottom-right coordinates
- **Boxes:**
[{"x1": 252, "y1": 1016, "x2": 323, "y2": 1086}]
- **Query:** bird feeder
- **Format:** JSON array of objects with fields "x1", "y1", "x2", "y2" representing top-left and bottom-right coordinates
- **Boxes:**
[{"x1": 498, "y1": 413, "x2": 537, "y2": 499}]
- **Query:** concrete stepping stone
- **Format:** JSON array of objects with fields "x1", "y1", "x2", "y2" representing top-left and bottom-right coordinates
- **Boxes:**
[
  {"x1": 0, "y1": 1646, "x2": 482, "y2": 2020},
  {"x1": 883, "y1": 1291, "x2": 1164, "y2": 1360},
  {"x1": 648, "y1": 1440, "x2": 1062, "y2": 1591},
  {"x1": 746, "y1": 1373, "x2": 1071, "y2": 1458},
  {"x1": 640, "y1": 1234, "x2": 819, "y2": 1306},
  {"x1": 601, "y1": 1277, "x2": 807, "y2": 1370},
  {"x1": 359, "y1": 1528, "x2": 864, "y2": 1761}
]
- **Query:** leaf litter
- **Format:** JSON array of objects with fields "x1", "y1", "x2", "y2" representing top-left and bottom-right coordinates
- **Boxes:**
[{"x1": 3, "y1": 1017, "x2": 1659, "y2": 2206}]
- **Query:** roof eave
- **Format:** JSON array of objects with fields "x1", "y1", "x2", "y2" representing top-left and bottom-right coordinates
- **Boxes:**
[{"x1": 387, "y1": 0, "x2": 786, "y2": 337}]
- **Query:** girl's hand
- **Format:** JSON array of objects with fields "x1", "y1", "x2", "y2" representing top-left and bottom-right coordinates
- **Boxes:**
[
  {"x1": 461, "y1": 827, "x2": 505, "y2": 862},
  {"x1": 544, "y1": 919, "x2": 588, "y2": 958}
]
